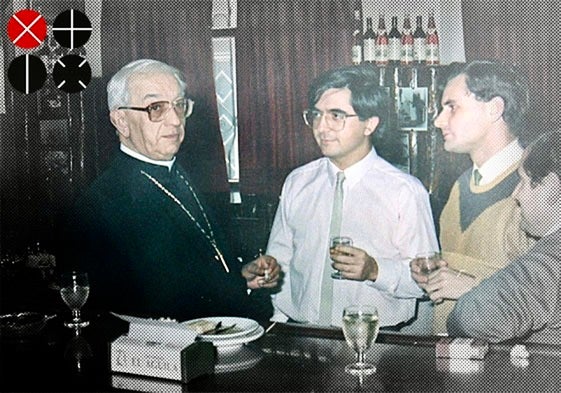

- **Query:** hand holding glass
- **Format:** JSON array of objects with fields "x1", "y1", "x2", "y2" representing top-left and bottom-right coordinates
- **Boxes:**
[
  {"x1": 330, "y1": 236, "x2": 352, "y2": 279},
  {"x1": 59, "y1": 271, "x2": 90, "y2": 328},
  {"x1": 342, "y1": 304, "x2": 379, "y2": 375},
  {"x1": 414, "y1": 252, "x2": 441, "y2": 276}
]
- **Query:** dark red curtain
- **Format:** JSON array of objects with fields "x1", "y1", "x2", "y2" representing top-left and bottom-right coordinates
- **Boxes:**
[
  {"x1": 98, "y1": 0, "x2": 229, "y2": 194},
  {"x1": 461, "y1": 0, "x2": 561, "y2": 143},
  {"x1": 236, "y1": 0, "x2": 355, "y2": 196}
]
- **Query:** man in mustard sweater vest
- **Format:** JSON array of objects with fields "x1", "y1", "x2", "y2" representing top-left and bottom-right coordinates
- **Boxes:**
[{"x1": 411, "y1": 61, "x2": 535, "y2": 333}]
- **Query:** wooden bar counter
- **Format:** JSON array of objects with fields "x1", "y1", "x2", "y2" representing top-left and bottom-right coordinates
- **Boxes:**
[{"x1": 1, "y1": 313, "x2": 560, "y2": 392}]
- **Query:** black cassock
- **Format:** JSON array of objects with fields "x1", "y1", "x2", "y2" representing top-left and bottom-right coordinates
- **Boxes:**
[{"x1": 58, "y1": 152, "x2": 271, "y2": 321}]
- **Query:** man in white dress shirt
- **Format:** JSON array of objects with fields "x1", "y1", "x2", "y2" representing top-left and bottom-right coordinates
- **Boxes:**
[{"x1": 266, "y1": 65, "x2": 439, "y2": 329}]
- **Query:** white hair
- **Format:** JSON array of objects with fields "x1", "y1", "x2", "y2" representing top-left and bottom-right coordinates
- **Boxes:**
[{"x1": 106, "y1": 59, "x2": 188, "y2": 111}]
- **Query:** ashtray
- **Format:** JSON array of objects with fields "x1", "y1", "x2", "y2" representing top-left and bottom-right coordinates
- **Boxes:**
[{"x1": 0, "y1": 312, "x2": 55, "y2": 337}]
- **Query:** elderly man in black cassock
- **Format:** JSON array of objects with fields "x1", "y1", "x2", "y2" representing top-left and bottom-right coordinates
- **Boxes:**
[{"x1": 58, "y1": 59, "x2": 279, "y2": 321}]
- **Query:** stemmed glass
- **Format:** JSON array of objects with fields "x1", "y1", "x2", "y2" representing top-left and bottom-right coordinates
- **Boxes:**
[
  {"x1": 342, "y1": 304, "x2": 379, "y2": 375},
  {"x1": 330, "y1": 236, "x2": 353, "y2": 279},
  {"x1": 59, "y1": 271, "x2": 90, "y2": 328}
]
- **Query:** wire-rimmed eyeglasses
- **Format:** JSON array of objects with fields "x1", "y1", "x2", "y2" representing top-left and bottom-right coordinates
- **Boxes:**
[
  {"x1": 118, "y1": 98, "x2": 194, "y2": 122},
  {"x1": 302, "y1": 109, "x2": 359, "y2": 131}
]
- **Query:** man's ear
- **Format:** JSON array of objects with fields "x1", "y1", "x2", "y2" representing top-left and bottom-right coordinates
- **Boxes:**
[
  {"x1": 364, "y1": 116, "x2": 380, "y2": 136},
  {"x1": 487, "y1": 96, "x2": 505, "y2": 123},
  {"x1": 110, "y1": 110, "x2": 130, "y2": 138}
]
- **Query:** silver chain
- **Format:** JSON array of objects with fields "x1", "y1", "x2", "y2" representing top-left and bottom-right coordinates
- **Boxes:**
[{"x1": 140, "y1": 169, "x2": 230, "y2": 273}]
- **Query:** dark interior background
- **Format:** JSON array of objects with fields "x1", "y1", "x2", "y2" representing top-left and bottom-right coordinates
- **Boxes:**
[{"x1": 1, "y1": 0, "x2": 559, "y2": 268}]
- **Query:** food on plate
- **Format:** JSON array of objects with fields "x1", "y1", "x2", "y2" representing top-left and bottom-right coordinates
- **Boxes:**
[{"x1": 185, "y1": 319, "x2": 218, "y2": 334}]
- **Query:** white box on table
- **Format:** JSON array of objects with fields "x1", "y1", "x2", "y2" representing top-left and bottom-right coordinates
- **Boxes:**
[{"x1": 110, "y1": 313, "x2": 215, "y2": 382}]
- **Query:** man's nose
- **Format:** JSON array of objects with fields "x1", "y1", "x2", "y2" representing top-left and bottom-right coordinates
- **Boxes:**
[
  {"x1": 434, "y1": 110, "x2": 445, "y2": 129},
  {"x1": 315, "y1": 113, "x2": 330, "y2": 131},
  {"x1": 164, "y1": 106, "x2": 183, "y2": 126}
]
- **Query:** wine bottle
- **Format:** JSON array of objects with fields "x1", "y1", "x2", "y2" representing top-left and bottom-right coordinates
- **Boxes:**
[
  {"x1": 413, "y1": 15, "x2": 426, "y2": 64},
  {"x1": 375, "y1": 14, "x2": 388, "y2": 66},
  {"x1": 352, "y1": 20, "x2": 363, "y2": 65},
  {"x1": 400, "y1": 15, "x2": 414, "y2": 66},
  {"x1": 363, "y1": 17, "x2": 376, "y2": 63},
  {"x1": 351, "y1": 1, "x2": 363, "y2": 65},
  {"x1": 388, "y1": 16, "x2": 401, "y2": 65},
  {"x1": 426, "y1": 11, "x2": 440, "y2": 65}
]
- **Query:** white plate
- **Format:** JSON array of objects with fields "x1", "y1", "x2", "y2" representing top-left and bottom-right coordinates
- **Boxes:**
[
  {"x1": 203, "y1": 325, "x2": 265, "y2": 350},
  {"x1": 184, "y1": 316, "x2": 259, "y2": 340},
  {"x1": 215, "y1": 345, "x2": 264, "y2": 373}
]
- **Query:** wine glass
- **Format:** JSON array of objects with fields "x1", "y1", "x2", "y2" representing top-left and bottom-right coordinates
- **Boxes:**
[
  {"x1": 59, "y1": 271, "x2": 90, "y2": 328},
  {"x1": 330, "y1": 236, "x2": 353, "y2": 279},
  {"x1": 342, "y1": 304, "x2": 379, "y2": 375}
]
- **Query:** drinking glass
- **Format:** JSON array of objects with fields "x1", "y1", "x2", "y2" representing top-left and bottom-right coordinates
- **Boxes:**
[
  {"x1": 59, "y1": 271, "x2": 90, "y2": 328},
  {"x1": 342, "y1": 304, "x2": 379, "y2": 375},
  {"x1": 413, "y1": 251, "x2": 441, "y2": 276},
  {"x1": 330, "y1": 236, "x2": 353, "y2": 279}
]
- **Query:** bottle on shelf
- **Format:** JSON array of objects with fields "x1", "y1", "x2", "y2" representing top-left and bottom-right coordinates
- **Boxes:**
[
  {"x1": 351, "y1": 21, "x2": 363, "y2": 65},
  {"x1": 375, "y1": 14, "x2": 389, "y2": 66},
  {"x1": 413, "y1": 15, "x2": 426, "y2": 64},
  {"x1": 388, "y1": 16, "x2": 401, "y2": 66},
  {"x1": 351, "y1": 0, "x2": 363, "y2": 65},
  {"x1": 363, "y1": 17, "x2": 376, "y2": 63},
  {"x1": 400, "y1": 14, "x2": 414, "y2": 66},
  {"x1": 426, "y1": 11, "x2": 440, "y2": 65}
]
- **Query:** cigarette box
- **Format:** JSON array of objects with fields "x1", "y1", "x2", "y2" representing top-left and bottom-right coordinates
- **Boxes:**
[{"x1": 110, "y1": 313, "x2": 215, "y2": 382}]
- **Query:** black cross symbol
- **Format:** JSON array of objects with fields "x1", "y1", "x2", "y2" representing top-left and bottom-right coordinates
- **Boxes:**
[{"x1": 52, "y1": 9, "x2": 92, "y2": 49}]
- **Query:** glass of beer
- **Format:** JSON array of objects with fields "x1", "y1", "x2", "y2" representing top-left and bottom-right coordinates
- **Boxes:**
[{"x1": 330, "y1": 236, "x2": 353, "y2": 279}]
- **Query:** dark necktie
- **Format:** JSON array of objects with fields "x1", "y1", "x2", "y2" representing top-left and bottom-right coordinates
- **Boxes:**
[{"x1": 473, "y1": 169, "x2": 483, "y2": 186}]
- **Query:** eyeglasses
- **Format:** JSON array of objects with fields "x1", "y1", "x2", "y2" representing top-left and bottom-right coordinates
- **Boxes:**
[
  {"x1": 118, "y1": 98, "x2": 194, "y2": 122},
  {"x1": 302, "y1": 109, "x2": 359, "y2": 131}
]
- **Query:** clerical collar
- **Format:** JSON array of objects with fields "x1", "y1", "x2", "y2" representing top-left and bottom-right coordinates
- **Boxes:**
[{"x1": 120, "y1": 144, "x2": 176, "y2": 171}]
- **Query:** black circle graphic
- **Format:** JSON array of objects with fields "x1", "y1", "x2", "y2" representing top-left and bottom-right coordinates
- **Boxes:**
[
  {"x1": 52, "y1": 9, "x2": 92, "y2": 49},
  {"x1": 52, "y1": 55, "x2": 92, "y2": 93},
  {"x1": 8, "y1": 55, "x2": 47, "y2": 94}
]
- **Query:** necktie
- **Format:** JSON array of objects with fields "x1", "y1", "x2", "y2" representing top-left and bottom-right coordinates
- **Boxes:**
[
  {"x1": 473, "y1": 169, "x2": 483, "y2": 186},
  {"x1": 318, "y1": 171, "x2": 345, "y2": 325}
]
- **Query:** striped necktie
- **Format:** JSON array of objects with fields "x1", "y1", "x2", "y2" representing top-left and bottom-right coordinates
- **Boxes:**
[{"x1": 318, "y1": 171, "x2": 345, "y2": 325}]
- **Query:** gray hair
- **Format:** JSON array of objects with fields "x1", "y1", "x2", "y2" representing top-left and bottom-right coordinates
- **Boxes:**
[{"x1": 106, "y1": 59, "x2": 188, "y2": 111}]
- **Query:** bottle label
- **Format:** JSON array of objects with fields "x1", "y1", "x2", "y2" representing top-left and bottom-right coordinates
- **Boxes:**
[
  {"x1": 426, "y1": 44, "x2": 439, "y2": 64},
  {"x1": 352, "y1": 45, "x2": 362, "y2": 64},
  {"x1": 414, "y1": 38, "x2": 426, "y2": 61},
  {"x1": 376, "y1": 44, "x2": 388, "y2": 65},
  {"x1": 401, "y1": 44, "x2": 414, "y2": 64},
  {"x1": 389, "y1": 38, "x2": 400, "y2": 61},
  {"x1": 364, "y1": 39, "x2": 375, "y2": 62}
]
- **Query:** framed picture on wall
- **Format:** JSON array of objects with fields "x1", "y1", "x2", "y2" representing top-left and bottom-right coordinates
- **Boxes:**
[
  {"x1": 40, "y1": 119, "x2": 69, "y2": 146},
  {"x1": 397, "y1": 87, "x2": 428, "y2": 131},
  {"x1": 38, "y1": 81, "x2": 68, "y2": 119}
]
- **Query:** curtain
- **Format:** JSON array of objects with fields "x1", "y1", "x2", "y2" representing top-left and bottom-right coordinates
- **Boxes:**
[
  {"x1": 461, "y1": 0, "x2": 561, "y2": 144},
  {"x1": 98, "y1": 0, "x2": 229, "y2": 194},
  {"x1": 236, "y1": 0, "x2": 355, "y2": 195}
]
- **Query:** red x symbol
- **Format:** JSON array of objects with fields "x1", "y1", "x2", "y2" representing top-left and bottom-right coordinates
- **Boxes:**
[{"x1": 6, "y1": 9, "x2": 47, "y2": 49}]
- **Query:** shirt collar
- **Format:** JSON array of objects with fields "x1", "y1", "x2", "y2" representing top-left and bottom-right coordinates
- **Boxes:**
[
  {"x1": 328, "y1": 148, "x2": 378, "y2": 188},
  {"x1": 120, "y1": 143, "x2": 176, "y2": 171},
  {"x1": 474, "y1": 139, "x2": 523, "y2": 185}
]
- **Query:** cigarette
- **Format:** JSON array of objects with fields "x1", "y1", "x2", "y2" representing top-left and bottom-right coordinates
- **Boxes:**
[
  {"x1": 264, "y1": 269, "x2": 270, "y2": 281},
  {"x1": 265, "y1": 321, "x2": 277, "y2": 334}
]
